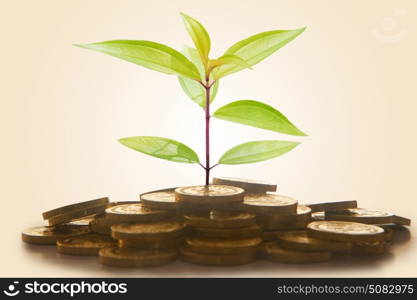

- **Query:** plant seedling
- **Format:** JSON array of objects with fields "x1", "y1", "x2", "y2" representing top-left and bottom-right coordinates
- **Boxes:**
[{"x1": 75, "y1": 13, "x2": 307, "y2": 186}]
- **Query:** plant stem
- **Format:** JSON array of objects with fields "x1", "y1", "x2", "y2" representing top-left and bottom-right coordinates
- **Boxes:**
[{"x1": 204, "y1": 77, "x2": 211, "y2": 186}]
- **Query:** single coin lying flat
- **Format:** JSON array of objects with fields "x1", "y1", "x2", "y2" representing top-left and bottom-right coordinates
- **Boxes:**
[
  {"x1": 260, "y1": 242, "x2": 332, "y2": 264},
  {"x1": 311, "y1": 211, "x2": 325, "y2": 221},
  {"x1": 191, "y1": 224, "x2": 262, "y2": 239},
  {"x1": 212, "y1": 177, "x2": 277, "y2": 194},
  {"x1": 99, "y1": 247, "x2": 177, "y2": 268},
  {"x1": 325, "y1": 208, "x2": 395, "y2": 224},
  {"x1": 180, "y1": 246, "x2": 255, "y2": 266},
  {"x1": 393, "y1": 215, "x2": 411, "y2": 226},
  {"x1": 185, "y1": 211, "x2": 256, "y2": 228},
  {"x1": 185, "y1": 236, "x2": 262, "y2": 255},
  {"x1": 241, "y1": 194, "x2": 297, "y2": 215},
  {"x1": 305, "y1": 200, "x2": 357, "y2": 213},
  {"x1": 57, "y1": 233, "x2": 116, "y2": 256},
  {"x1": 22, "y1": 226, "x2": 90, "y2": 245},
  {"x1": 111, "y1": 221, "x2": 185, "y2": 241},
  {"x1": 105, "y1": 203, "x2": 172, "y2": 223},
  {"x1": 276, "y1": 230, "x2": 352, "y2": 252},
  {"x1": 307, "y1": 221, "x2": 386, "y2": 242}
]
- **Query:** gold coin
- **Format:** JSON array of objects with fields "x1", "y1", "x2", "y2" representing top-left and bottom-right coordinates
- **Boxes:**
[
  {"x1": 90, "y1": 214, "x2": 114, "y2": 235},
  {"x1": 175, "y1": 185, "x2": 244, "y2": 205},
  {"x1": 276, "y1": 230, "x2": 352, "y2": 252},
  {"x1": 22, "y1": 226, "x2": 89, "y2": 245},
  {"x1": 54, "y1": 217, "x2": 94, "y2": 229},
  {"x1": 47, "y1": 204, "x2": 108, "y2": 226},
  {"x1": 180, "y1": 246, "x2": 255, "y2": 266},
  {"x1": 111, "y1": 221, "x2": 185, "y2": 240},
  {"x1": 185, "y1": 211, "x2": 256, "y2": 228},
  {"x1": 141, "y1": 191, "x2": 177, "y2": 211},
  {"x1": 260, "y1": 242, "x2": 332, "y2": 263},
  {"x1": 307, "y1": 221, "x2": 386, "y2": 242},
  {"x1": 393, "y1": 215, "x2": 411, "y2": 226},
  {"x1": 185, "y1": 236, "x2": 261, "y2": 255},
  {"x1": 99, "y1": 246, "x2": 177, "y2": 268},
  {"x1": 257, "y1": 205, "x2": 312, "y2": 230},
  {"x1": 105, "y1": 203, "x2": 172, "y2": 223},
  {"x1": 107, "y1": 201, "x2": 140, "y2": 208},
  {"x1": 191, "y1": 224, "x2": 262, "y2": 239},
  {"x1": 119, "y1": 238, "x2": 183, "y2": 250},
  {"x1": 241, "y1": 194, "x2": 297, "y2": 215},
  {"x1": 351, "y1": 241, "x2": 389, "y2": 255},
  {"x1": 306, "y1": 200, "x2": 357, "y2": 213},
  {"x1": 376, "y1": 226, "x2": 394, "y2": 242},
  {"x1": 57, "y1": 233, "x2": 116, "y2": 256},
  {"x1": 311, "y1": 211, "x2": 325, "y2": 221},
  {"x1": 325, "y1": 208, "x2": 395, "y2": 224},
  {"x1": 212, "y1": 177, "x2": 277, "y2": 194},
  {"x1": 42, "y1": 197, "x2": 109, "y2": 220}
]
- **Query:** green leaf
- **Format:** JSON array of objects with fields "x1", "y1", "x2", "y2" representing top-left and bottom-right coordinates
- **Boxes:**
[
  {"x1": 183, "y1": 46, "x2": 205, "y2": 79},
  {"x1": 209, "y1": 54, "x2": 252, "y2": 79},
  {"x1": 213, "y1": 100, "x2": 306, "y2": 136},
  {"x1": 219, "y1": 140, "x2": 300, "y2": 165},
  {"x1": 118, "y1": 136, "x2": 200, "y2": 163},
  {"x1": 74, "y1": 40, "x2": 200, "y2": 80},
  {"x1": 180, "y1": 13, "x2": 211, "y2": 65},
  {"x1": 178, "y1": 46, "x2": 219, "y2": 108},
  {"x1": 178, "y1": 77, "x2": 219, "y2": 107},
  {"x1": 215, "y1": 27, "x2": 306, "y2": 78}
]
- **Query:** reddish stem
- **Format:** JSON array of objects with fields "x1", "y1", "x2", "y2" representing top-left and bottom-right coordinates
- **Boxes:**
[{"x1": 204, "y1": 79, "x2": 211, "y2": 186}]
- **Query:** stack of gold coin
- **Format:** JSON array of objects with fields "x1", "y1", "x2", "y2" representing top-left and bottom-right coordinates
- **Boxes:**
[
  {"x1": 105, "y1": 202, "x2": 174, "y2": 223},
  {"x1": 90, "y1": 201, "x2": 140, "y2": 235},
  {"x1": 181, "y1": 210, "x2": 261, "y2": 265},
  {"x1": 99, "y1": 220, "x2": 185, "y2": 267},
  {"x1": 175, "y1": 185, "x2": 244, "y2": 212},
  {"x1": 307, "y1": 220, "x2": 393, "y2": 256},
  {"x1": 21, "y1": 179, "x2": 412, "y2": 267},
  {"x1": 258, "y1": 205, "x2": 311, "y2": 240}
]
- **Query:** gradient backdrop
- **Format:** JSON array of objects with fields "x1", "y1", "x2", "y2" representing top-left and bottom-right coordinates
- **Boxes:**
[{"x1": 0, "y1": 0, "x2": 416, "y2": 276}]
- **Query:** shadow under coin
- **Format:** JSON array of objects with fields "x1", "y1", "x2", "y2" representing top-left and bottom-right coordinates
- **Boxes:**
[{"x1": 392, "y1": 226, "x2": 411, "y2": 245}]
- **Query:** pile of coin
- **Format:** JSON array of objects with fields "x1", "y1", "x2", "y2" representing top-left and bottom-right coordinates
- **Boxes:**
[{"x1": 21, "y1": 177, "x2": 411, "y2": 267}]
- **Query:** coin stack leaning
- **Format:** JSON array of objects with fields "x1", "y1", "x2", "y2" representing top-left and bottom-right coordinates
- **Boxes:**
[
  {"x1": 99, "y1": 198, "x2": 184, "y2": 267},
  {"x1": 22, "y1": 198, "x2": 110, "y2": 245},
  {"x1": 175, "y1": 184, "x2": 261, "y2": 265}
]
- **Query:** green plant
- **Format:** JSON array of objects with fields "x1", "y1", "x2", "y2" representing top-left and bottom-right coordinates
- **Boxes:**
[{"x1": 75, "y1": 13, "x2": 307, "y2": 185}]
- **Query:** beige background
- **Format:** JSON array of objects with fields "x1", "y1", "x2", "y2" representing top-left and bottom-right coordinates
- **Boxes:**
[{"x1": 0, "y1": 0, "x2": 416, "y2": 277}]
